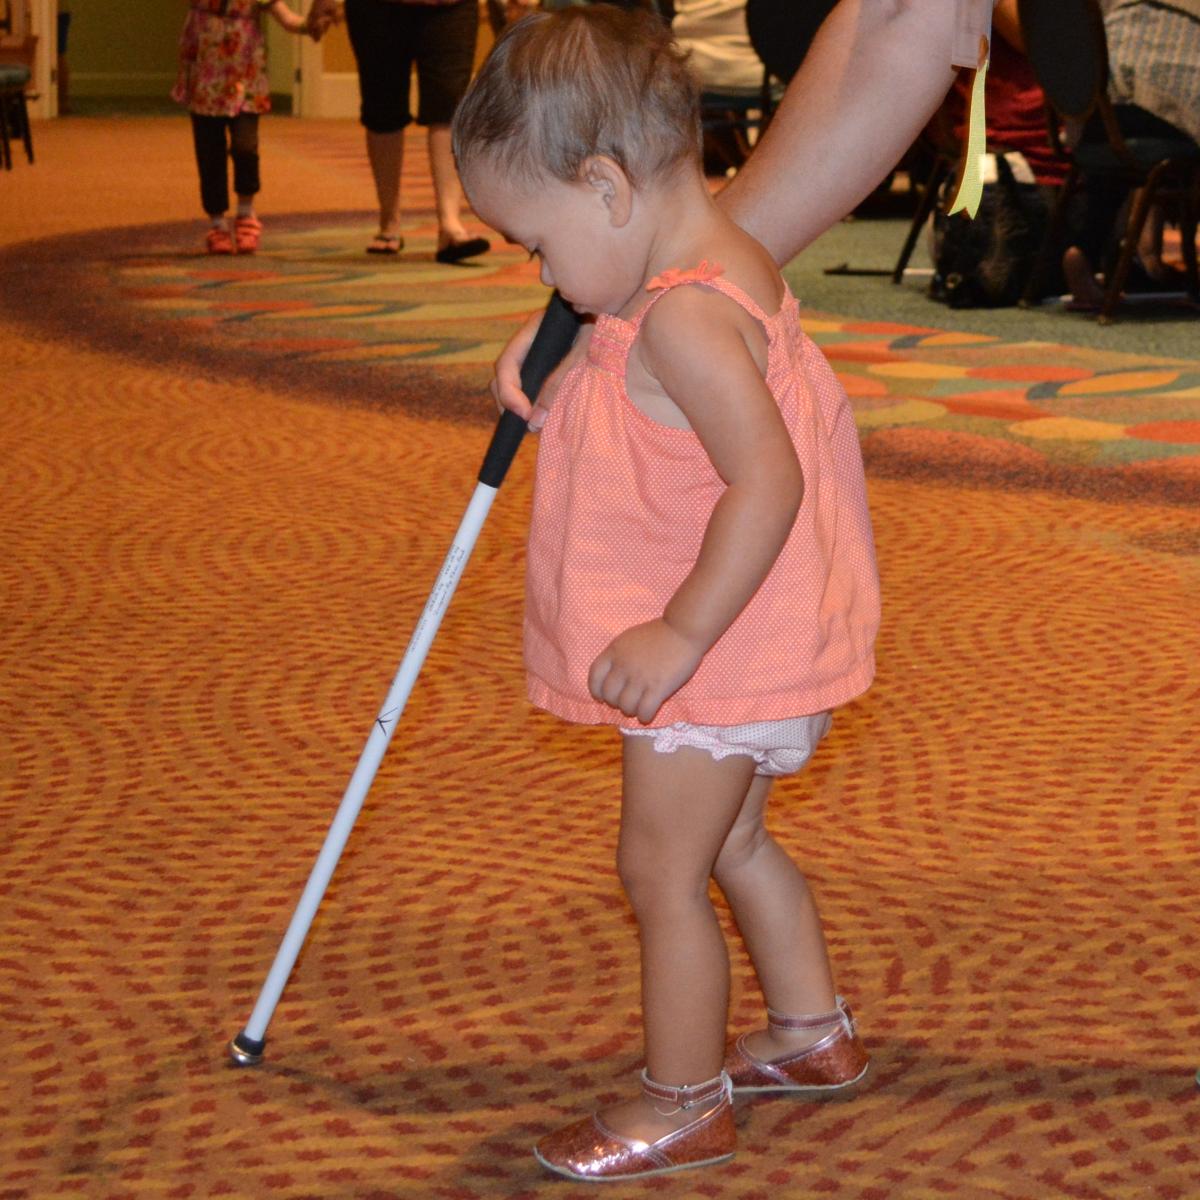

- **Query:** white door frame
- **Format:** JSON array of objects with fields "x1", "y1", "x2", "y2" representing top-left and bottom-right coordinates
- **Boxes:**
[
  {"x1": 15, "y1": 0, "x2": 56, "y2": 117},
  {"x1": 296, "y1": 27, "x2": 359, "y2": 117}
]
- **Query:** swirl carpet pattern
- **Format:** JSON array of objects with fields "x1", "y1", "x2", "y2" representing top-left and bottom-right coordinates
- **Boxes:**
[{"x1": 1, "y1": 120, "x2": 1198, "y2": 1200}]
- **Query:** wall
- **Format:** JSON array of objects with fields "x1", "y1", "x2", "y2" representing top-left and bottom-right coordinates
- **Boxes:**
[{"x1": 68, "y1": 0, "x2": 184, "y2": 98}]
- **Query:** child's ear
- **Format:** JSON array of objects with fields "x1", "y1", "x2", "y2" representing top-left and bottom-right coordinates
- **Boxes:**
[{"x1": 580, "y1": 155, "x2": 633, "y2": 228}]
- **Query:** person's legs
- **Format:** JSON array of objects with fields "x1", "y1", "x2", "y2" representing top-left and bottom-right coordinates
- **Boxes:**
[
  {"x1": 1060, "y1": 104, "x2": 1193, "y2": 305},
  {"x1": 597, "y1": 738, "x2": 756, "y2": 1144},
  {"x1": 228, "y1": 112, "x2": 261, "y2": 213},
  {"x1": 345, "y1": 0, "x2": 414, "y2": 247},
  {"x1": 414, "y1": 0, "x2": 488, "y2": 256},
  {"x1": 713, "y1": 773, "x2": 840, "y2": 1062},
  {"x1": 190, "y1": 113, "x2": 230, "y2": 218},
  {"x1": 366, "y1": 129, "x2": 406, "y2": 239},
  {"x1": 428, "y1": 124, "x2": 469, "y2": 245},
  {"x1": 227, "y1": 112, "x2": 264, "y2": 251}
]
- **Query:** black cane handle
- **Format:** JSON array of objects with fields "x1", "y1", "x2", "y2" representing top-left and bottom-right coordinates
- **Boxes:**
[{"x1": 477, "y1": 292, "x2": 581, "y2": 488}]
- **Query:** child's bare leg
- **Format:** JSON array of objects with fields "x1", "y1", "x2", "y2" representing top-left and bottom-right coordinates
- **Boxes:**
[
  {"x1": 599, "y1": 738, "x2": 756, "y2": 1143},
  {"x1": 713, "y1": 773, "x2": 839, "y2": 1060}
]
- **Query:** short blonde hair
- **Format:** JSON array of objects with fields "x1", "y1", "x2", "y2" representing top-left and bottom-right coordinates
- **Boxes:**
[{"x1": 452, "y1": 6, "x2": 701, "y2": 189}]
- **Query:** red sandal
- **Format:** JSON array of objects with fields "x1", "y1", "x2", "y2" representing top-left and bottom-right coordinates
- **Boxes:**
[
  {"x1": 234, "y1": 215, "x2": 262, "y2": 254},
  {"x1": 205, "y1": 225, "x2": 233, "y2": 255}
]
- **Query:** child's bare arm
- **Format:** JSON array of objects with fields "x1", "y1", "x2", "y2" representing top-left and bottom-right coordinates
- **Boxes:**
[
  {"x1": 264, "y1": 0, "x2": 307, "y2": 34},
  {"x1": 588, "y1": 289, "x2": 804, "y2": 723},
  {"x1": 492, "y1": 310, "x2": 590, "y2": 430}
]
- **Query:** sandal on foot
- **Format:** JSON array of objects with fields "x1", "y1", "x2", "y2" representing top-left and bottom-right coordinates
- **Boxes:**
[
  {"x1": 435, "y1": 236, "x2": 490, "y2": 264},
  {"x1": 234, "y1": 215, "x2": 262, "y2": 254},
  {"x1": 725, "y1": 996, "x2": 869, "y2": 1095},
  {"x1": 366, "y1": 233, "x2": 403, "y2": 255},
  {"x1": 206, "y1": 226, "x2": 234, "y2": 255},
  {"x1": 534, "y1": 1071, "x2": 735, "y2": 1182}
]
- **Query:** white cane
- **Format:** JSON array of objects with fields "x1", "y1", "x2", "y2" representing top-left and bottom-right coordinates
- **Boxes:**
[{"x1": 229, "y1": 293, "x2": 580, "y2": 1065}]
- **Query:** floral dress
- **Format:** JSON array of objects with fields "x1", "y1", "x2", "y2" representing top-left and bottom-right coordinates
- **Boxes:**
[{"x1": 172, "y1": 0, "x2": 273, "y2": 117}]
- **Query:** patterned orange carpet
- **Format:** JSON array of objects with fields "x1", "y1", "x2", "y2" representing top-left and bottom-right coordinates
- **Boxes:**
[{"x1": 2, "y1": 119, "x2": 1198, "y2": 1200}]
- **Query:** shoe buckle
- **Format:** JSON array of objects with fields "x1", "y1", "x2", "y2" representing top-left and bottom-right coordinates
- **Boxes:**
[{"x1": 641, "y1": 1070, "x2": 731, "y2": 1115}]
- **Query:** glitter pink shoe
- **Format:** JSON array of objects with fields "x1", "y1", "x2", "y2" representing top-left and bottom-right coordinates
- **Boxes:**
[
  {"x1": 725, "y1": 996, "x2": 869, "y2": 1095},
  {"x1": 533, "y1": 1071, "x2": 735, "y2": 1182}
]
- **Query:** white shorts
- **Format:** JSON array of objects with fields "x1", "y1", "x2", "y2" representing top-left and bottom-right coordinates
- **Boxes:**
[{"x1": 619, "y1": 712, "x2": 832, "y2": 777}]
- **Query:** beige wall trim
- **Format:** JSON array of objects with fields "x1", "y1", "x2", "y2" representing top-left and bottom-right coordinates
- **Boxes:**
[{"x1": 71, "y1": 71, "x2": 176, "y2": 97}]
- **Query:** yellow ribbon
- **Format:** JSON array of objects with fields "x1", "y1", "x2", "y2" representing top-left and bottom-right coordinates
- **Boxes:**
[{"x1": 946, "y1": 36, "x2": 990, "y2": 219}]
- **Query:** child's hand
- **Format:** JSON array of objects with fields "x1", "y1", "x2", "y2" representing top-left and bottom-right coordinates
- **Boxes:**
[
  {"x1": 589, "y1": 619, "x2": 707, "y2": 724},
  {"x1": 492, "y1": 310, "x2": 590, "y2": 431}
]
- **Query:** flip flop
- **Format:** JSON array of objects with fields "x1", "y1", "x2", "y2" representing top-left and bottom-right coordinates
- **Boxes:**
[
  {"x1": 367, "y1": 234, "x2": 403, "y2": 255},
  {"x1": 435, "y1": 237, "x2": 490, "y2": 264}
]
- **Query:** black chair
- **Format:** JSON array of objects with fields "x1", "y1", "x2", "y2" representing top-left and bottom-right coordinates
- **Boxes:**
[
  {"x1": 0, "y1": 33, "x2": 36, "y2": 171},
  {"x1": 890, "y1": 106, "x2": 961, "y2": 284},
  {"x1": 0, "y1": 60, "x2": 32, "y2": 169},
  {"x1": 744, "y1": 0, "x2": 832, "y2": 88},
  {"x1": 745, "y1": 0, "x2": 948, "y2": 281},
  {"x1": 698, "y1": 83, "x2": 775, "y2": 176},
  {"x1": 689, "y1": 0, "x2": 815, "y2": 177},
  {"x1": 1017, "y1": 0, "x2": 1199, "y2": 323}
]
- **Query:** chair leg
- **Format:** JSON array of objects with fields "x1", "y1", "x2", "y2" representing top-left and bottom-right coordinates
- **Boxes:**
[
  {"x1": 1022, "y1": 167, "x2": 1078, "y2": 308},
  {"x1": 1179, "y1": 169, "x2": 1200, "y2": 301},
  {"x1": 0, "y1": 94, "x2": 12, "y2": 171},
  {"x1": 1099, "y1": 165, "x2": 1164, "y2": 325},
  {"x1": 17, "y1": 92, "x2": 32, "y2": 164},
  {"x1": 892, "y1": 156, "x2": 947, "y2": 284}
]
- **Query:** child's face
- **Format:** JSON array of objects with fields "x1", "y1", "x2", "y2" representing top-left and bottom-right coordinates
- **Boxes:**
[{"x1": 463, "y1": 162, "x2": 642, "y2": 317}]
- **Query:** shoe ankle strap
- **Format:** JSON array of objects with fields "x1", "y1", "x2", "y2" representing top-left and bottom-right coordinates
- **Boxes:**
[
  {"x1": 640, "y1": 1069, "x2": 731, "y2": 1115},
  {"x1": 767, "y1": 995, "x2": 852, "y2": 1033}
]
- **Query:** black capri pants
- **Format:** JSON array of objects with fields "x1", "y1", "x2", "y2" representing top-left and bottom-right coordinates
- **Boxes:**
[
  {"x1": 344, "y1": 0, "x2": 479, "y2": 133},
  {"x1": 190, "y1": 112, "x2": 260, "y2": 216}
]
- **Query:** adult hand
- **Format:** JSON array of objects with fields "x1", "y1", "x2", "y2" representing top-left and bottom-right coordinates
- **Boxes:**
[
  {"x1": 492, "y1": 309, "x2": 590, "y2": 431},
  {"x1": 588, "y1": 619, "x2": 707, "y2": 725},
  {"x1": 307, "y1": 0, "x2": 341, "y2": 41}
]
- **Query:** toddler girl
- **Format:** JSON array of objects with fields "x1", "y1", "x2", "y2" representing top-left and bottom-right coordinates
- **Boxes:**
[
  {"x1": 453, "y1": 6, "x2": 880, "y2": 1182},
  {"x1": 172, "y1": 0, "x2": 319, "y2": 254}
]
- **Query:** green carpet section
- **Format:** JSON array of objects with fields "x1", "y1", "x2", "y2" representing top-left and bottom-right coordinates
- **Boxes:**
[{"x1": 2, "y1": 212, "x2": 1197, "y2": 505}]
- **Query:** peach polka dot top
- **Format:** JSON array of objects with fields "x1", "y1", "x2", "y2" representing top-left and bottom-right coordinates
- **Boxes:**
[{"x1": 524, "y1": 263, "x2": 880, "y2": 728}]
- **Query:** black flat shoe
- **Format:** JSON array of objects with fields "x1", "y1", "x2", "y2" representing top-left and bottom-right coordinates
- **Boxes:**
[{"x1": 435, "y1": 237, "x2": 490, "y2": 264}]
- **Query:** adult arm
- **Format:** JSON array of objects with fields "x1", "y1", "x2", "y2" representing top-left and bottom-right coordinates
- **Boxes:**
[
  {"x1": 718, "y1": 0, "x2": 976, "y2": 263},
  {"x1": 491, "y1": 0, "x2": 989, "y2": 417}
]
